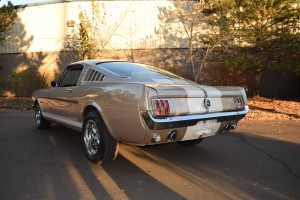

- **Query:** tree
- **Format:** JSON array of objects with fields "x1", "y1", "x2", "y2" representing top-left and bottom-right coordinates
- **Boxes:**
[
  {"x1": 231, "y1": 0, "x2": 300, "y2": 50},
  {"x1": 70, "y1": 0, "x2": 105, "y2": 60},
  {"x1": 158, "y1": 0, "x2": 235, "y2": 83},
  {"x1": 202, "y1": 0, "x2": 299, "y2": 96},
  {"x1": 0, "y1": 1, "x2": 17, "y2": 40},
  {"x1": 70, "y1": 0, "x2": 128, "y2": 60}
]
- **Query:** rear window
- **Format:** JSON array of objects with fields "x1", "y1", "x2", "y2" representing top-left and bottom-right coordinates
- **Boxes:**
[{"x1": 97, "y1": 62, "x2": 182, "y2": 79}]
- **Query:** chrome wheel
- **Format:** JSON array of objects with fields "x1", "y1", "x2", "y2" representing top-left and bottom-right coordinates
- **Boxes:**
[
  {"x1": 35, "y1": 105, "x2": 42, "y2": 127},
  {"x1": 34, "y1": 102, "x2": 51, "y2": 129},
  {"x1": 84, "y1": 119, "x2": 101, "y2": 156},
  {"x1": 82, "y1": 110, "x2": 119, "y2": 164}
]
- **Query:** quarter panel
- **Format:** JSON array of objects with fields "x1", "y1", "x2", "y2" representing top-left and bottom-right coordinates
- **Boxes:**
[{"x1": 78, "y1": 82, "x2": 147, "y2": 144}]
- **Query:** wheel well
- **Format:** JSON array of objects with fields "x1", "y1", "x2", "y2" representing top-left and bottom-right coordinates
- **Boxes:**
[
  {"x1": 34, "y1": 100, "x2": 38, "y2": 107},
  {"x1": 83, "y1": 105, "x2": 117, "y2": 141},
  {"x1": 83, "y1": 106, "x2": 101, "y2": 119}
]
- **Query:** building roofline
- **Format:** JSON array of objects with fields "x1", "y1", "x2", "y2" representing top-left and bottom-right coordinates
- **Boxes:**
[
  {"x1": 14, "y1": 0, "x2": 67, "y2": 9},
  {"x1": 13, "y1": 0, "x2": 121, "y2": 9},
  {"x1": 14, "y1": 0, "x2": 169, "y2": 9}
]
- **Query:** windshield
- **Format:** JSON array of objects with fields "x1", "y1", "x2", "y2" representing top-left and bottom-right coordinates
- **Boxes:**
[{"x1": 97, "y1": 62, "x2": 182, "y2": 79}]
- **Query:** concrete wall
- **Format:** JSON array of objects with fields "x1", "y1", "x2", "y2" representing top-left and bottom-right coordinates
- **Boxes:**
[
  {"x1": 1, "y1": 50, "x2": 299, "y2": 98},
  {"x1": 0, "y1": 48, "x2": 191, "y2": 74},
  {"x1": 0, "y1": 48, "x2": 192, "y2": 96},
  {"x1": 0, "y1": 0, "x2": 190, "y2": 54}
]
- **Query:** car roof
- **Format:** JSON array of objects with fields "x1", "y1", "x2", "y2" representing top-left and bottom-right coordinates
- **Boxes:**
[{"x1": 71, "y1": 60, "x2": 129, "y2": 66}]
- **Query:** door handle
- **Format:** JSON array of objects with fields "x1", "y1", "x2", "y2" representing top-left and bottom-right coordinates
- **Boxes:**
[{"x1": 66, "y1": 88, "x2": 72, "y2": 94}]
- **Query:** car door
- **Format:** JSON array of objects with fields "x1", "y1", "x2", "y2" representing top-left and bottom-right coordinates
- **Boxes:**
[{"x1": 46, "y1": 64, "x2": 84, "y2": 127}]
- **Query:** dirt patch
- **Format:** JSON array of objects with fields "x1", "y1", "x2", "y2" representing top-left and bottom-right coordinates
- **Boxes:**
[{"x1": 0, "y1": 97, "x2": 34, "y2": 111}]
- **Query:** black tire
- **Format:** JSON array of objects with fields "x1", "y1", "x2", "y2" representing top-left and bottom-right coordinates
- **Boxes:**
[
  {"x1": 35, "y1": 102, "x2": 51, "y2": 129},
  {"x1": 82, "y1": 110, "x2": 119, "y2": 164},
  {"x1": 177, "y1": 138, "x2": 203, "y2": 146}
]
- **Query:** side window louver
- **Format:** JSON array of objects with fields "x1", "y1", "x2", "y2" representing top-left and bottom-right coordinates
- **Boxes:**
[{"x1": 84, "y1": 69, "x2": 106, "y2": 82}]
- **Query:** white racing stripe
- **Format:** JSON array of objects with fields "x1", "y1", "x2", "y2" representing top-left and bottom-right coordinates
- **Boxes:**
[
  {"x1": 180, "y1": 85, "x2": 206, "y2": 114},
  {"x1": 180, "y1": 85, "x2": 205, "y2": 97},
  {"x1": 152, "y1": 79, "x2": 175, "y2": 84},
  {"x1": 182, "y1": 119, "x2": 221, "y2": 141},
  {"x1": 198, "y1": 85, "x2": 223, "y2": 112},
  {"x1": 199, "y1": 85, "x2": 222, "y2": 97},
  {"x1": 186, "y1": 98, "x2": 206, "y2": 114},
  {"x1": 208, "y1": 98, "x2": 224, "y2": 112},
  {"x1": 173, "y1": 79, "x2": 190, "y2": 85}
]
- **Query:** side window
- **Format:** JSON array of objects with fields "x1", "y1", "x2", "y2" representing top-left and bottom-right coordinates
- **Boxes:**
[{"x1": 58, "y1": 65, "x2": 83, "y2": 87}]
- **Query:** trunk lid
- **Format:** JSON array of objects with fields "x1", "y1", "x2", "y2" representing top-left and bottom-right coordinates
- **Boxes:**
[{"x1": 146, "y1": 83, "x2": 246, "y2": 116}]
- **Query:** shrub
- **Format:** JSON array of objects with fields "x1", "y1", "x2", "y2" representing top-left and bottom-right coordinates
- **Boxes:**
[{"x1": 5, "y1": 67, "x2": 52, "y2": 97}]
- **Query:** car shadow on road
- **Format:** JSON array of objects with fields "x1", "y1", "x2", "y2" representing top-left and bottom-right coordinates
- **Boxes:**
[
  {"x1": 113, "y1": 132, "x2": 300, "y2": 199},
  {"x1": 0, "y1": 111, "x2": 185, "y2": 200},
  {"x1": 49, "y1": 125, "x2": 187, "y2": 199},
  {"x1": 1, "y1": 112, "x2": 300, "y2": 199}
]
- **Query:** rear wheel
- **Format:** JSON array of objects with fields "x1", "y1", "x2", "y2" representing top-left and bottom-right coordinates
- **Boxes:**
[
  {"x1": 35, "y1": 102, "x2": 51, "y2": 129},
  {"x1": 82, "y1": 110, "x2": 119, "y2": 164},
  {"x1": 177, "y1": 138, "x2": 203, "y2": 146}
]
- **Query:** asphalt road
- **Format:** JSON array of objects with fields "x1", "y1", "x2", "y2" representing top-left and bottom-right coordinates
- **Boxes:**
[{"x1": 0, "y1": 111, "x2": 300, "y2": 200}]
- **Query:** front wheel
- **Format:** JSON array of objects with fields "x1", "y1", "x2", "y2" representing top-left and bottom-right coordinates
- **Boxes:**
[
  {"x1": 82, "y1": 110, "x2": 119, "y2": 164},
  {"x1": 177, "y1": 138, "x2": 203, "y2": 146},
  {"x1": 35, "y1": 102, "x2": 51, "y2": 129}
]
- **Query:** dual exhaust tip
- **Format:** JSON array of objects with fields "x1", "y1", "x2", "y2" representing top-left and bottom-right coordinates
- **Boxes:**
[
  {"x1": 223, "y1": 123, "x2": 237, "y2": 132},
  {"x1": 152, "y1": 123, "x2": 237, "y2": 143},
  {"x1": 151, "y1": 130, "x2": 178, "y2": 143},
  {"x1": 167, "y1": 123, "x2": 237, "y2": 139},
  {"x1": 168, "y1": 130, "x2": 178, "y2": 141}
]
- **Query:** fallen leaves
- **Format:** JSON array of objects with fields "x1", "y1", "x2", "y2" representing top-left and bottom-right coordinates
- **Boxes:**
[{"x1": 244, "y1": 96, "x2": 300, "y2": 121}]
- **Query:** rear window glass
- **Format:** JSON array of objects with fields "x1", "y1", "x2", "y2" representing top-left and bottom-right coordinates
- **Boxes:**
[{"x1": 97, "y1": 62, "x2": 182, "y2": 79}]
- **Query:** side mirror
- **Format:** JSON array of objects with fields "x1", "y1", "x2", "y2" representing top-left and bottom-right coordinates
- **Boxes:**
[{"x1": 51, "y1": 81, "x2": 57, "y2": 88}]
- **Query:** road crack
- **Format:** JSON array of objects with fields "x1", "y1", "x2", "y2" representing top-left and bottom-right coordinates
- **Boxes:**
[{"x1": 230, "y1": 133, "x2": 300, "y2": 181}]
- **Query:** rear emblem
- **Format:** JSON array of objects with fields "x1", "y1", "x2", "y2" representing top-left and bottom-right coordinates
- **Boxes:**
[{"x1": 203, "y1": 99, "x2": 211, "y2": 109}]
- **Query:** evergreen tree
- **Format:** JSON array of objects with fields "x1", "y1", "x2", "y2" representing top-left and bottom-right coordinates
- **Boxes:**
[
  {"x1": 0, "y1": 1, "x2": 17, "y2": 40},
  {"x1": 232, "y1": 0, "x2": 300, "y2": 50}
]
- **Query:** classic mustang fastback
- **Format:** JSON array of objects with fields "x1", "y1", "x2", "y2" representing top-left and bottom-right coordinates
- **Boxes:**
[{"x1": 32, "y1": 60, "x2": 248, "y2": 164}]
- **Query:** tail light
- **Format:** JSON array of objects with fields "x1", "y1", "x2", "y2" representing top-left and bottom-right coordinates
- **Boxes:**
[
  {"x1": 153, "y1": 99, "x2": 170, "y2": 116},
  {"x1": 235, "y1": 97, "x2": 245, "y2": 110}
]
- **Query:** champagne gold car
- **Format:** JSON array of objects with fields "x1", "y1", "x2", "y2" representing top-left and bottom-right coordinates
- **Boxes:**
[{"x1": 32, "y1": 60, "x2": 248, "y2": 164}]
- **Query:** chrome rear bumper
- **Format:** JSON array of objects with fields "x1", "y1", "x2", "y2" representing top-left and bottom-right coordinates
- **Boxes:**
[{"x1": 143, "y1": 106, "x2": 248, "y2": 130}]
